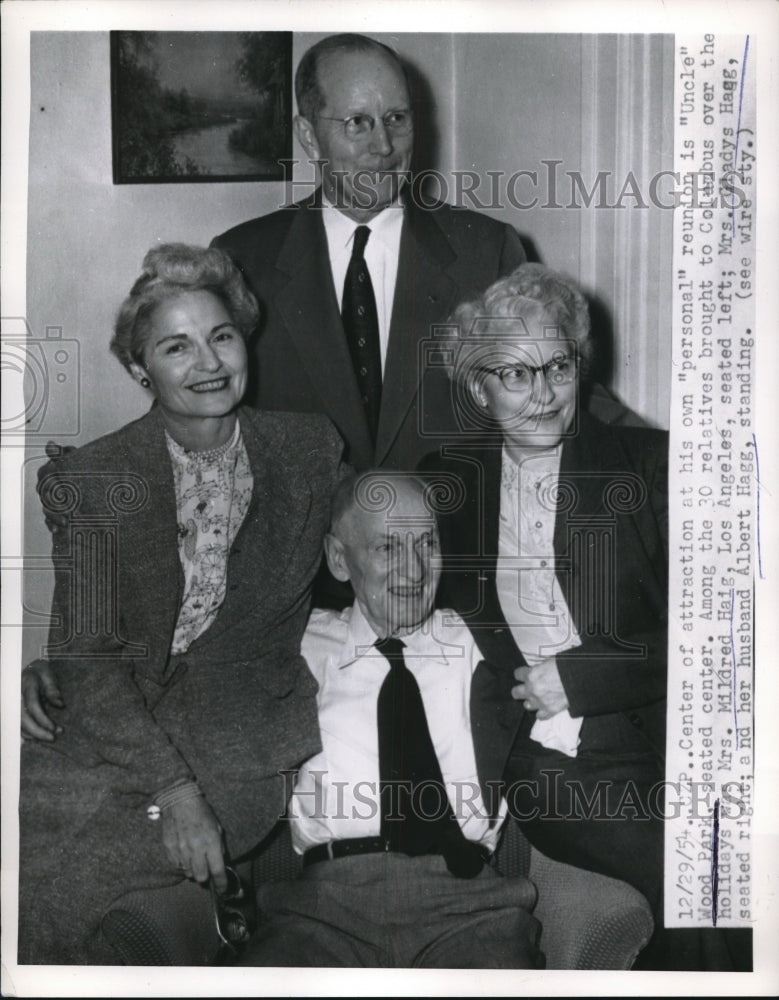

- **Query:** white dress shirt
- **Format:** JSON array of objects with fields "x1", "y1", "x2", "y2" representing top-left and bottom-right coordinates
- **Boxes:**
[
  {"x1": 496, "y1": 446, "x2": 583, "y2": 757},
  {"x1": 321, "y1": 197, "x2": 404, "y2": 372},
  {"x1": 288, "y1": 603, "x2": 507, "y2": 855}
]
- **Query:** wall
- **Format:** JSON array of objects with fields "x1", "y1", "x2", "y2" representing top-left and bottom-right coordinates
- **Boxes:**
[
  {"x1": 445, "y1": 34, "x2": 674, "y2": 423},
  {"x1": 449, "y1": 34, "x2": 585, "y2": 273},
  {"x1": 24, "y1": 31, "x2": 456, "y2": 441},
  {"x1": 21, "y1": 30, "x2": 458, "y2": 654},
  {"x1": 22, "y1": 31, "x2": 672, "y2": 655}
]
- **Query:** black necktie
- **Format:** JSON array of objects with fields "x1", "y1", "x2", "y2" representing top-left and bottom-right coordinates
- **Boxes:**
[
  {"x1": 342, "y1": 225, "x2": 382, "y2": 445},
  {"x1": 375, "y1": 636, "x2": 485, "y2": 878}
]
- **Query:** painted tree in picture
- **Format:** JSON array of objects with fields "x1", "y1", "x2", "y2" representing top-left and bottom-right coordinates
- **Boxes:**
[
  {"x1": 229, "y1": 32, "x2": 291, "y2": 165},
  {"x1": 113, "y1": 32, "x2": 202, "y2": 179},
  {"x1": 112, "y1": 31, "x2": 291, "y2": 182}
]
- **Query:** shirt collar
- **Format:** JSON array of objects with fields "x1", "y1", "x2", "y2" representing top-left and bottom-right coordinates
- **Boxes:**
[
  {"x1": 337, "y1": 602, "x2": 450, "y2": 669},
  {"x1": 501, "y1": 443, "x2": 562, "y2": 489},
  {"x1": 321, "y1": 193, "x2": 404, "y2": 254},
  {"x1": 165, "y1": 420, "x2": 243, "y2": 466}
]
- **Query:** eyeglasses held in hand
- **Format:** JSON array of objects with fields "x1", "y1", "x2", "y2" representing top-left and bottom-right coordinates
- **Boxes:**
[
  {"x1": 210, "y1": 865, "x2": 255, "y2": 961},
  {"x1": 318, "y1": 109, "x2": 413, "y2": 141}
]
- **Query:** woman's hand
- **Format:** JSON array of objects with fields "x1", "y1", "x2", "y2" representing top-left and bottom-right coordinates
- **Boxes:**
[
  {"x1": 162, "y1": 795, "x2": 228, "y2": 893},
  {"x1": 512, "y1": 658, "x2": 569, "y2": 719},
  {"x1": 21, "y1": 660, "x2": 64, "y2": 741}
]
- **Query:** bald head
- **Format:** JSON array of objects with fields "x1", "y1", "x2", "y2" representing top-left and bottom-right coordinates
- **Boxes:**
[
  {"x1": 325, "y1": 472, "x2": 440, "y2": 638},
  {"x1": 293, "y1": 34, "x2": 414, "y2": 222},
  {"x1": 295, "y1": 33, "x2": 407, "y2": 123}
]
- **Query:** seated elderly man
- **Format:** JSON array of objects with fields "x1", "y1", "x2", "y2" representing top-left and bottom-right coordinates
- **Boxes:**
[
  {"x1": 240, "y1": 471, "x2": 541, "y2": 968},
  {"x1": 23, "y1": 471, "x2": 542, "y2": 969}
]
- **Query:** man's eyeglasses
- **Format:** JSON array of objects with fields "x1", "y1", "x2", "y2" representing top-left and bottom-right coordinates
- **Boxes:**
[
  {"x1": 210, "y1": 865, "x2": 256, "y2": 963},
  {"x1": 476, "y1": 354, "x2": 578, "y2": 393},
  {"x1": 318, "y1": 110, "x2": 413, "y2": 141}
]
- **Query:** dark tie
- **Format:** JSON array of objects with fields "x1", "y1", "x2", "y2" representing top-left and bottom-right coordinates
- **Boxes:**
[
  {"x1": 342, "y1": 225, "x2": 382, "y2": 445},
  {"x1": 375, "y1": 636, "x2": 485, "y2": 878}
]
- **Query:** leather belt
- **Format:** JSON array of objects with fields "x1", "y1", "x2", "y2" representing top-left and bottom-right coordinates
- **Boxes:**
[
  {"x1": 303, "y1": 836, "x2": 391, "y2": 868},
  {"x1": 302, "y1": 836, "x2": 492, "y2": 877}
]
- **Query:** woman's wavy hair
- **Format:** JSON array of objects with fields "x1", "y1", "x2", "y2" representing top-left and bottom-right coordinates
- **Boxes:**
[
  {"x1": 110, "y1": 243, "x2": 260, "y2": 371},
  {"x1": 443, "y1": 263, "x2": 594, "y2": 391}
]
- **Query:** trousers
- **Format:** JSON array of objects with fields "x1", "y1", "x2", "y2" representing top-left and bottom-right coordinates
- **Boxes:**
[{"x1": 241, "y1": 852, "x2": 543, "y2": 968}]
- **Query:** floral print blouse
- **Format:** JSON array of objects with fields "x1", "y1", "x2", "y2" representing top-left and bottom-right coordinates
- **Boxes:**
[{"x1": 165, "y1": 422, "x2": 253, "y2": 655}]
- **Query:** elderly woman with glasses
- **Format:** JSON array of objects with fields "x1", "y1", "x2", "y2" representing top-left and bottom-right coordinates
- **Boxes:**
[
  {"x1": 18, "y1": 244, "x2": 344, "y2": 964},
  {"x1": 420, "y1": 263, "x2": 669, "y2": 922}
]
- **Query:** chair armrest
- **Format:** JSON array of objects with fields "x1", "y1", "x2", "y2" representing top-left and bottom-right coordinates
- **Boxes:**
[
  {"x1": 529, "y1": 846, "x2": 654, "y2": 970},
  {"x1": 493, "y1": 815, "x2": 532, "y2": 876},
  {"x1": 101, "y1": 879, "x2": 219, "y2": 965},
  {"x1": 101, "y1": 822, "x2": 301, "y2": 965},
  {"x1": 250, "y1": 821, "x2": 303, "y2": 886}
]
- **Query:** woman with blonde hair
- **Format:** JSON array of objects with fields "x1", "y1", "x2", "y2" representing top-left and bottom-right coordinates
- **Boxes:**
[{"x1": 19, "y1": 243, "x2": 344, "y2": 964}]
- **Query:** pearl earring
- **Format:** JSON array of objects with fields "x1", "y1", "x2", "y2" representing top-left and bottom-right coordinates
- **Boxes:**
[{"x1": 140, "y1": 377, "x2": 151, "y2": 388}]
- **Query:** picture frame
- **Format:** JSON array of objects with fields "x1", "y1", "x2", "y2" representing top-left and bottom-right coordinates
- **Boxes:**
[{"x1": 110, "y1": 30, "x2": 292, "y2": 183}]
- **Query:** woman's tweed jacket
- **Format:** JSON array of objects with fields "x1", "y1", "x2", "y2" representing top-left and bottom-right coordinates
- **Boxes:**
[{"x1": 19, "y1": 405, "x2": 344, "y2": 963}]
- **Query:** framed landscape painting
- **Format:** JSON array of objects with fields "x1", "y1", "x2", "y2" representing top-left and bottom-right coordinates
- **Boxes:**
[{"x1": 110, "y1": 31, "x2": 292, "y2": 183}]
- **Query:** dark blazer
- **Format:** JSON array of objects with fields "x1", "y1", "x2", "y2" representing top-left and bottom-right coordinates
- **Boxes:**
[
  {"x1": 420, "y1": 414, "x2": 669, "y2": 906},
  {"x1": 469, "y1": 641, "x2": 526, "y2": 823},
  {"x1": 212, "y1": 193, "x2": 526, "y2": 471},
  {"x1": 421, "y1": 412, "x2": 669, "y2": 758}
]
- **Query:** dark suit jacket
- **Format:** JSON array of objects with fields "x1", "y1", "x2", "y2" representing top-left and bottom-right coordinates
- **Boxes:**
[
  {"x1": 421, "y1": 412, "x2": 669, "y2": 758},
  {"x1": 212, "y1": 193, "x2": 526, "y2": 471},
  {"x1": 469, "y1": 637, "x2": 525, "y2": 823},
  {"x1": 35, "y1": 405, "x2": 344, "y2": 854}
]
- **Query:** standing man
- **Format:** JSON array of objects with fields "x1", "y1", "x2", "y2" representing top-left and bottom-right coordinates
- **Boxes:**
[{"x1": 212, "y1": 33, "x2": 526, "y2": 471}]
